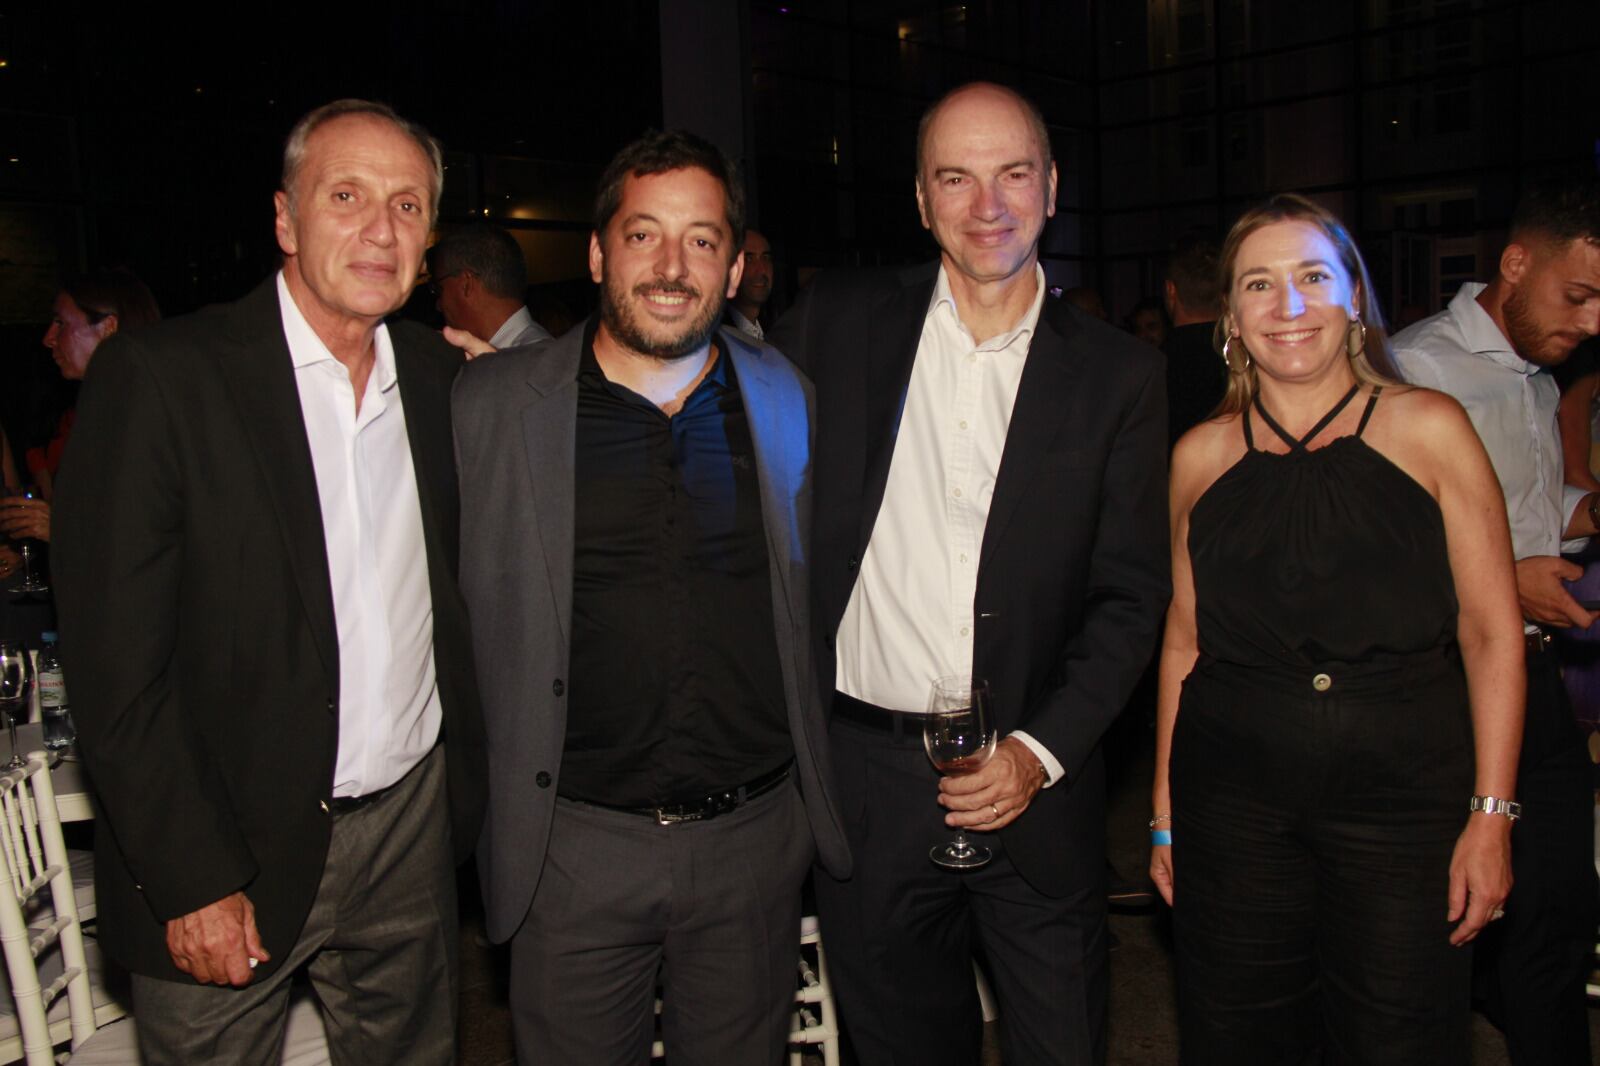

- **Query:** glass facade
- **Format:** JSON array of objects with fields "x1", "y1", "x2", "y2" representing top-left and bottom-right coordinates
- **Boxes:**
[{"x1": 748, "y1": 0, "x2": 1600, "y2": 323}]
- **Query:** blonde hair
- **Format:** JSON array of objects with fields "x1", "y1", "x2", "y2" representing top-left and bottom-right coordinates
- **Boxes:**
[{"x1": 1213, "y1": 193, "x2": 1402, "y2": 416}]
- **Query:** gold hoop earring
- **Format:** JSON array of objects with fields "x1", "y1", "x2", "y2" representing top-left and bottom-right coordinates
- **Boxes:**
[
  {"x1": 1347, "y1": 315, "x2": 1368, "y2": 359},
  {"x1": 1222, "y1": 333, "x2": 1251, "y2": 373}
]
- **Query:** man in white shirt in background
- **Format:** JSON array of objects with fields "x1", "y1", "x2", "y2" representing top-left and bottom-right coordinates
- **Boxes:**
[
  {"x1": 1392, "y1": 173, "x2": 1600, "y2": 1066},
  {"x1": 727, "y1": 227, "x2": 775, "y2": 338},
  {"x1": 429, "y1": 221, "x2": 552, "y2": 349}
]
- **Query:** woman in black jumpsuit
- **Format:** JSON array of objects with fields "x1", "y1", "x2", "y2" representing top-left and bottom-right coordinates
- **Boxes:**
[{"x1": 1150, "y1": 195, "x2": 1526, "y2": 1065}]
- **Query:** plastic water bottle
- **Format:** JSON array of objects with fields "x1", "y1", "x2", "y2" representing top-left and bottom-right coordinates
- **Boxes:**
[{"x1": 37, "y1": 632, "x2": 73, "y2": 751}]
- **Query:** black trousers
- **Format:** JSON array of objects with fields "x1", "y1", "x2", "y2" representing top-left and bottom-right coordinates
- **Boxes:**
[
  {"x1": 814, "y1": 712, "x2": 1108, "y2": 1066},
  {"x1": 1472, "y1": 645, "x2": 1597, "y2": 1066},
  {"x1": 1170, "y1": 654, "x2": 1474, "y2": 1066}
]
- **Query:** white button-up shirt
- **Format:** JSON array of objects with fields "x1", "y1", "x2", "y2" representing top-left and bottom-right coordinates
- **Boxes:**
[
  {"x1": 277, "y1": 273, "x2": 441, "y2": 798},
  {"x1": 836, "y1": 264, "x2": 1064, "y2": 783},
  {"x1": 1393, "y1": 282, "x2": 1589, "y2": 560},
  {"x1": 1393, "y1": 282, "x2": 1590, "y2": 632}
]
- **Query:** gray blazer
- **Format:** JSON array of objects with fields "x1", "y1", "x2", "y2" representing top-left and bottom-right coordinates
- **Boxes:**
[{"x1": 454, "y1": 321, "x2": 852, "y2": 943}]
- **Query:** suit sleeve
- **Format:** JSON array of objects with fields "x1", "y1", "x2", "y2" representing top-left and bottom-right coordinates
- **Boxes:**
[
  {"x1": 53, "y1": 336, "x2": 258, "y2": 920},
  {"x1": 1019, "y1": 356, "x2": 1171, "y2": 782},
  {"x1": 765, "y1": 277, "x2": 821, "y2": 377}
]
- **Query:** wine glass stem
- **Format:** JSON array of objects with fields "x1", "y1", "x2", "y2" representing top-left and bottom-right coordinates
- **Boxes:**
[{"x1": 5, "y1": 709, "x2": 18, "y2": 766}]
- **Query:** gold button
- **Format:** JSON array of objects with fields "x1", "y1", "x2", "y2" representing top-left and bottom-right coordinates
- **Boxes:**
[{"x1": 1312, "y1": 672, "x2": 1332, "y2": 692}]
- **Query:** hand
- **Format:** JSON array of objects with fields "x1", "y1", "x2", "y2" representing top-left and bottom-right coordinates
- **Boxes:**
[
  {"x1": 1513, "y1": 555, "x2": 1595, "y2": 629},
  {"x1": 442, "y1": 327, "x2": 496, "y2": 360},
  {"x1": 938, "y1": 737, "x2": 1045, "y2": 831},
  {"x1": 0, "y1": 546, "x2": 18, "y2": 581},
  {"x1": 1150, "y1": 845, "x2": 1174, "y2": 907},
  {"x1": 1446, "y1": 815, "x2": 1512, "y2": 946},
  {"x1": 0, "y1": 497, "x2": 50, "y2": 543},
  {"x1": 165, "y1": 891, "x2": 270, "y2": 985}
]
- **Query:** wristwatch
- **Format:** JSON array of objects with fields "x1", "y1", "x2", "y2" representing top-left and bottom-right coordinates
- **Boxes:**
[{"x1": 1469, "y1": 795, "x2": 1522, "y2": 821}]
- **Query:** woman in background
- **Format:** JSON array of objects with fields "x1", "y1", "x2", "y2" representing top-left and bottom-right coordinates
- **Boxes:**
[{"x1": 0, "y1": 268, "x2": 159, "y2": 544}]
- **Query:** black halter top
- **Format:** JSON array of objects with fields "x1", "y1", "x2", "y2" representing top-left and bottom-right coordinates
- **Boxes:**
[{"x1": 1187, "y1": 385, "x2": 1459, "y2": 670}]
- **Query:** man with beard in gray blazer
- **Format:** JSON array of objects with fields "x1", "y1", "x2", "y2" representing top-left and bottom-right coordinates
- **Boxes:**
[{"x1": 453, "y1": 129, "x2": 850, "y2": 1066}]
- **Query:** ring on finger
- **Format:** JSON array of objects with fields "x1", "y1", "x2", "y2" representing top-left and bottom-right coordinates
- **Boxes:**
[
  {"x1": 989, "y1": 803, "x2": 1000, "y2": 821},
  {"x1": 1489, "y1": 906, "x2": 1506, "y2": 921}
]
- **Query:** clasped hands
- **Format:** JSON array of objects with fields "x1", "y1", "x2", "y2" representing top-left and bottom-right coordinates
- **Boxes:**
[{"x1": 936, "y1": 736, "x2": 1045, "y2": 831}]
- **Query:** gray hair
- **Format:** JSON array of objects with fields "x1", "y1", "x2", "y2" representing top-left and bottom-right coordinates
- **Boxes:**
[{"x1": 281, "y1": 99, "x2": 444, "y2": 220}]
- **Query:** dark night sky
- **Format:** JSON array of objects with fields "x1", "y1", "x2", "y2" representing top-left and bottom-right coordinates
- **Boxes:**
[{"x1": 1, "y1": 2, "x2": 665, "y2": 316}]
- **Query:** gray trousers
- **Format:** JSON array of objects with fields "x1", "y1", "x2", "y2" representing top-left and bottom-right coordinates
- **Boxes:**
[
  {"x1": 509, "y1": 778, "x2": 813, "y2": 1065},
  {"x1": 131, "y1": 747, "x2": 458, "y2": 1066}
]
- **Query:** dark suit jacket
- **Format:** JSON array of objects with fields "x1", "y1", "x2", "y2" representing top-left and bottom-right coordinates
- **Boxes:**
[
  {"x1": 769, "y1": 264, "x2": 1170, "y2": 897},
  {"x1": 453, "y1": 321, "x2": 851, "y2": 944},
  {"x1": 52, "y1": 279, "x2": 487, "y2": 980}
]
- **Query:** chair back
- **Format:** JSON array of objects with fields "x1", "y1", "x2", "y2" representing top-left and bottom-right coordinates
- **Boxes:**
[{"x1": 0, "y1": 751, "x2": 96, "y2": 1064}]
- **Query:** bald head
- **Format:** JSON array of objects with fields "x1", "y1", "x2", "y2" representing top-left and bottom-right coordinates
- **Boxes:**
[{"x1": 916, "y1": 82, "x2": 1052, "y2": 189}]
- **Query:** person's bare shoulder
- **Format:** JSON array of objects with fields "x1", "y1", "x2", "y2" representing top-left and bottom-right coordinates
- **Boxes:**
[
  {"x1": 1171, "y1": 413, "x2": 1247, "y2": 518},
  {"x1": 1367, "y1": 385, "x2": 1482, "y2": 496}
]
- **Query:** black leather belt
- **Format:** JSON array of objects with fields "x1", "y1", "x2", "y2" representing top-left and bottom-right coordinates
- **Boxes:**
[
  {"x1": 326, "y1": 777, "x2": 401, "y2": 815},
  {"x1": 831, "y1": 691, "x2": 920, "y2": 737},
  {"x1": 1525, "y1": 631, "x2": 1552, "y2": 656},
  {"x1": 583, "y1": 763, "x2": 792, "y2": 825}
]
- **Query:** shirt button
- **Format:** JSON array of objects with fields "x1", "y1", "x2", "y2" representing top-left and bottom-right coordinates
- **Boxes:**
[
  {"x1": 552, "y1": 679, "x2": 565, "y2": 697},
  {"x1": 536, "y1": 771, "x2": 552, "y2": 789},
  {"x1": 952, "y1": 488, "x2": 963, "y2": 498},
  {"x1": 959, "y1": 420, "x2": 968, "y2": 430},
  {"x1": 1312, "y1": 673, "x2": 1332, "y2": 692},
  {"x1": 960, "y1": 626, "x2": 970, "y2": 637},
  {"x1": 959, "y1": 553, "x2": 968, "y2": 564}
]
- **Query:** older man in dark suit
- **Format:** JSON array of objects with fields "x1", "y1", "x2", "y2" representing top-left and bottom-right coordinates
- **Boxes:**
[
  {"x1": 770, "y1": 82, "x2": 1170, "y2": 1066},
  {"x1": 53, "y1": 100, "x2": 485, "y2": 1065}
]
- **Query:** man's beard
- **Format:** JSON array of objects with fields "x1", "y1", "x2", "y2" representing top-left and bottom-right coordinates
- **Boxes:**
[
  {"x1": 1503, "y1": 283, "x2": 1572, "y2": 366},
  {"x1": 599, "y1": 275, "x2": 725, "y2": 360}
]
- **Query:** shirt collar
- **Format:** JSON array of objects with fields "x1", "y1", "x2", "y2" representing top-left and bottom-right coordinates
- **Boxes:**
[
  {"x1": 276, "y1": 271, "x2": 398, "y2": 391},
  {"x1": 928, "y1": 263, "x2": 1048, "y2": 353},
  {"x1": 1447, "y1": 281, "x2": 1541, "y2": 377},
  {"x1": 577, "y1": 315, "x2": 735, "y2": 398},
  {"x1": 488, "y1": 305, "x2": 535, "y2": 349}
]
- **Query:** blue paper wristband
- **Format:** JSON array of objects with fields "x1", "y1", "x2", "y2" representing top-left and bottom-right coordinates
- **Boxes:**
[{"x1": 1150, "y1": 829, "x2": 1173, "y2": 846}]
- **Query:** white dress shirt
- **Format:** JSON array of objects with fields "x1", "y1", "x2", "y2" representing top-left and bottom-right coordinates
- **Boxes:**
[
  {"x1": 489, "y1": 304, "x2": 553, "y2": 349},
  {"x1": 729, "y1": 307, "x2": 764, "y2": 340},
  {"x1": 1393, "y1": 282, "x2": 1590, "y2": 632},
  {"x1": 836, "y1": 264, "x2": 1064, "y2": 784},
  {"x1": 277, "y1": 273, "x2": 441, "y2": 798}
]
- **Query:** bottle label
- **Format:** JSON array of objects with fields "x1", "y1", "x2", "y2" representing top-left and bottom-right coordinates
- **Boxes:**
[{"x1": 39, "y1": 675, "x2": 66, "y2": 709}]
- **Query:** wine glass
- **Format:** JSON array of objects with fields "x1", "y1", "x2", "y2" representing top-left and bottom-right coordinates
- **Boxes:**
[
  {"x1": 924, "y1": 675, "x2": 998, "y2": 870},
  {"x1": 2, "y1": 487, "x2": 49, "y2": 596},
  {"x1": 0, "y1": 640, "x2": 32, "y2": 770},
  {"x1": 10, "y1": 492, "x2": 48, "y2": 595}
]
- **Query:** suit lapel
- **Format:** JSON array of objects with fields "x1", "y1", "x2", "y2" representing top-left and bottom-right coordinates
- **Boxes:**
[
  {"x1": 216, "y1": 280, "x2": 339, "y2": 689},
  {"x1": 979, "y1": 304, "x2": 1085, "y2": 572},
  {"x1": 857, "y1": 275, "x2": 934, "y2": 557},
  {"x1": 393, "y1": 338, "x2": 455, "y2": 587},
  {"x1": 726, "y1": 330, "x2": 803, "y2": 621},
  {"x1": 520, "y1": 331, "x2": 582, "y2": 651}
]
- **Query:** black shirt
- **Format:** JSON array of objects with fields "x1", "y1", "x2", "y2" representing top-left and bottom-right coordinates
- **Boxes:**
[
  {"x1": 1163, "y1": 321, "x2": 1228, "y2": 447},
  {"x1": 561, "y1": 327, "x2": 792, "y2": 806}
]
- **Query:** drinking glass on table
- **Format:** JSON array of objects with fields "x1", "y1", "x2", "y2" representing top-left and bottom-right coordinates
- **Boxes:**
[
  {"x1": 924, "y1": 675, "x2": 998, "y2": 870},
  {"x1": 0, "y1": 640, "x2": 32, "y2": 770}
]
